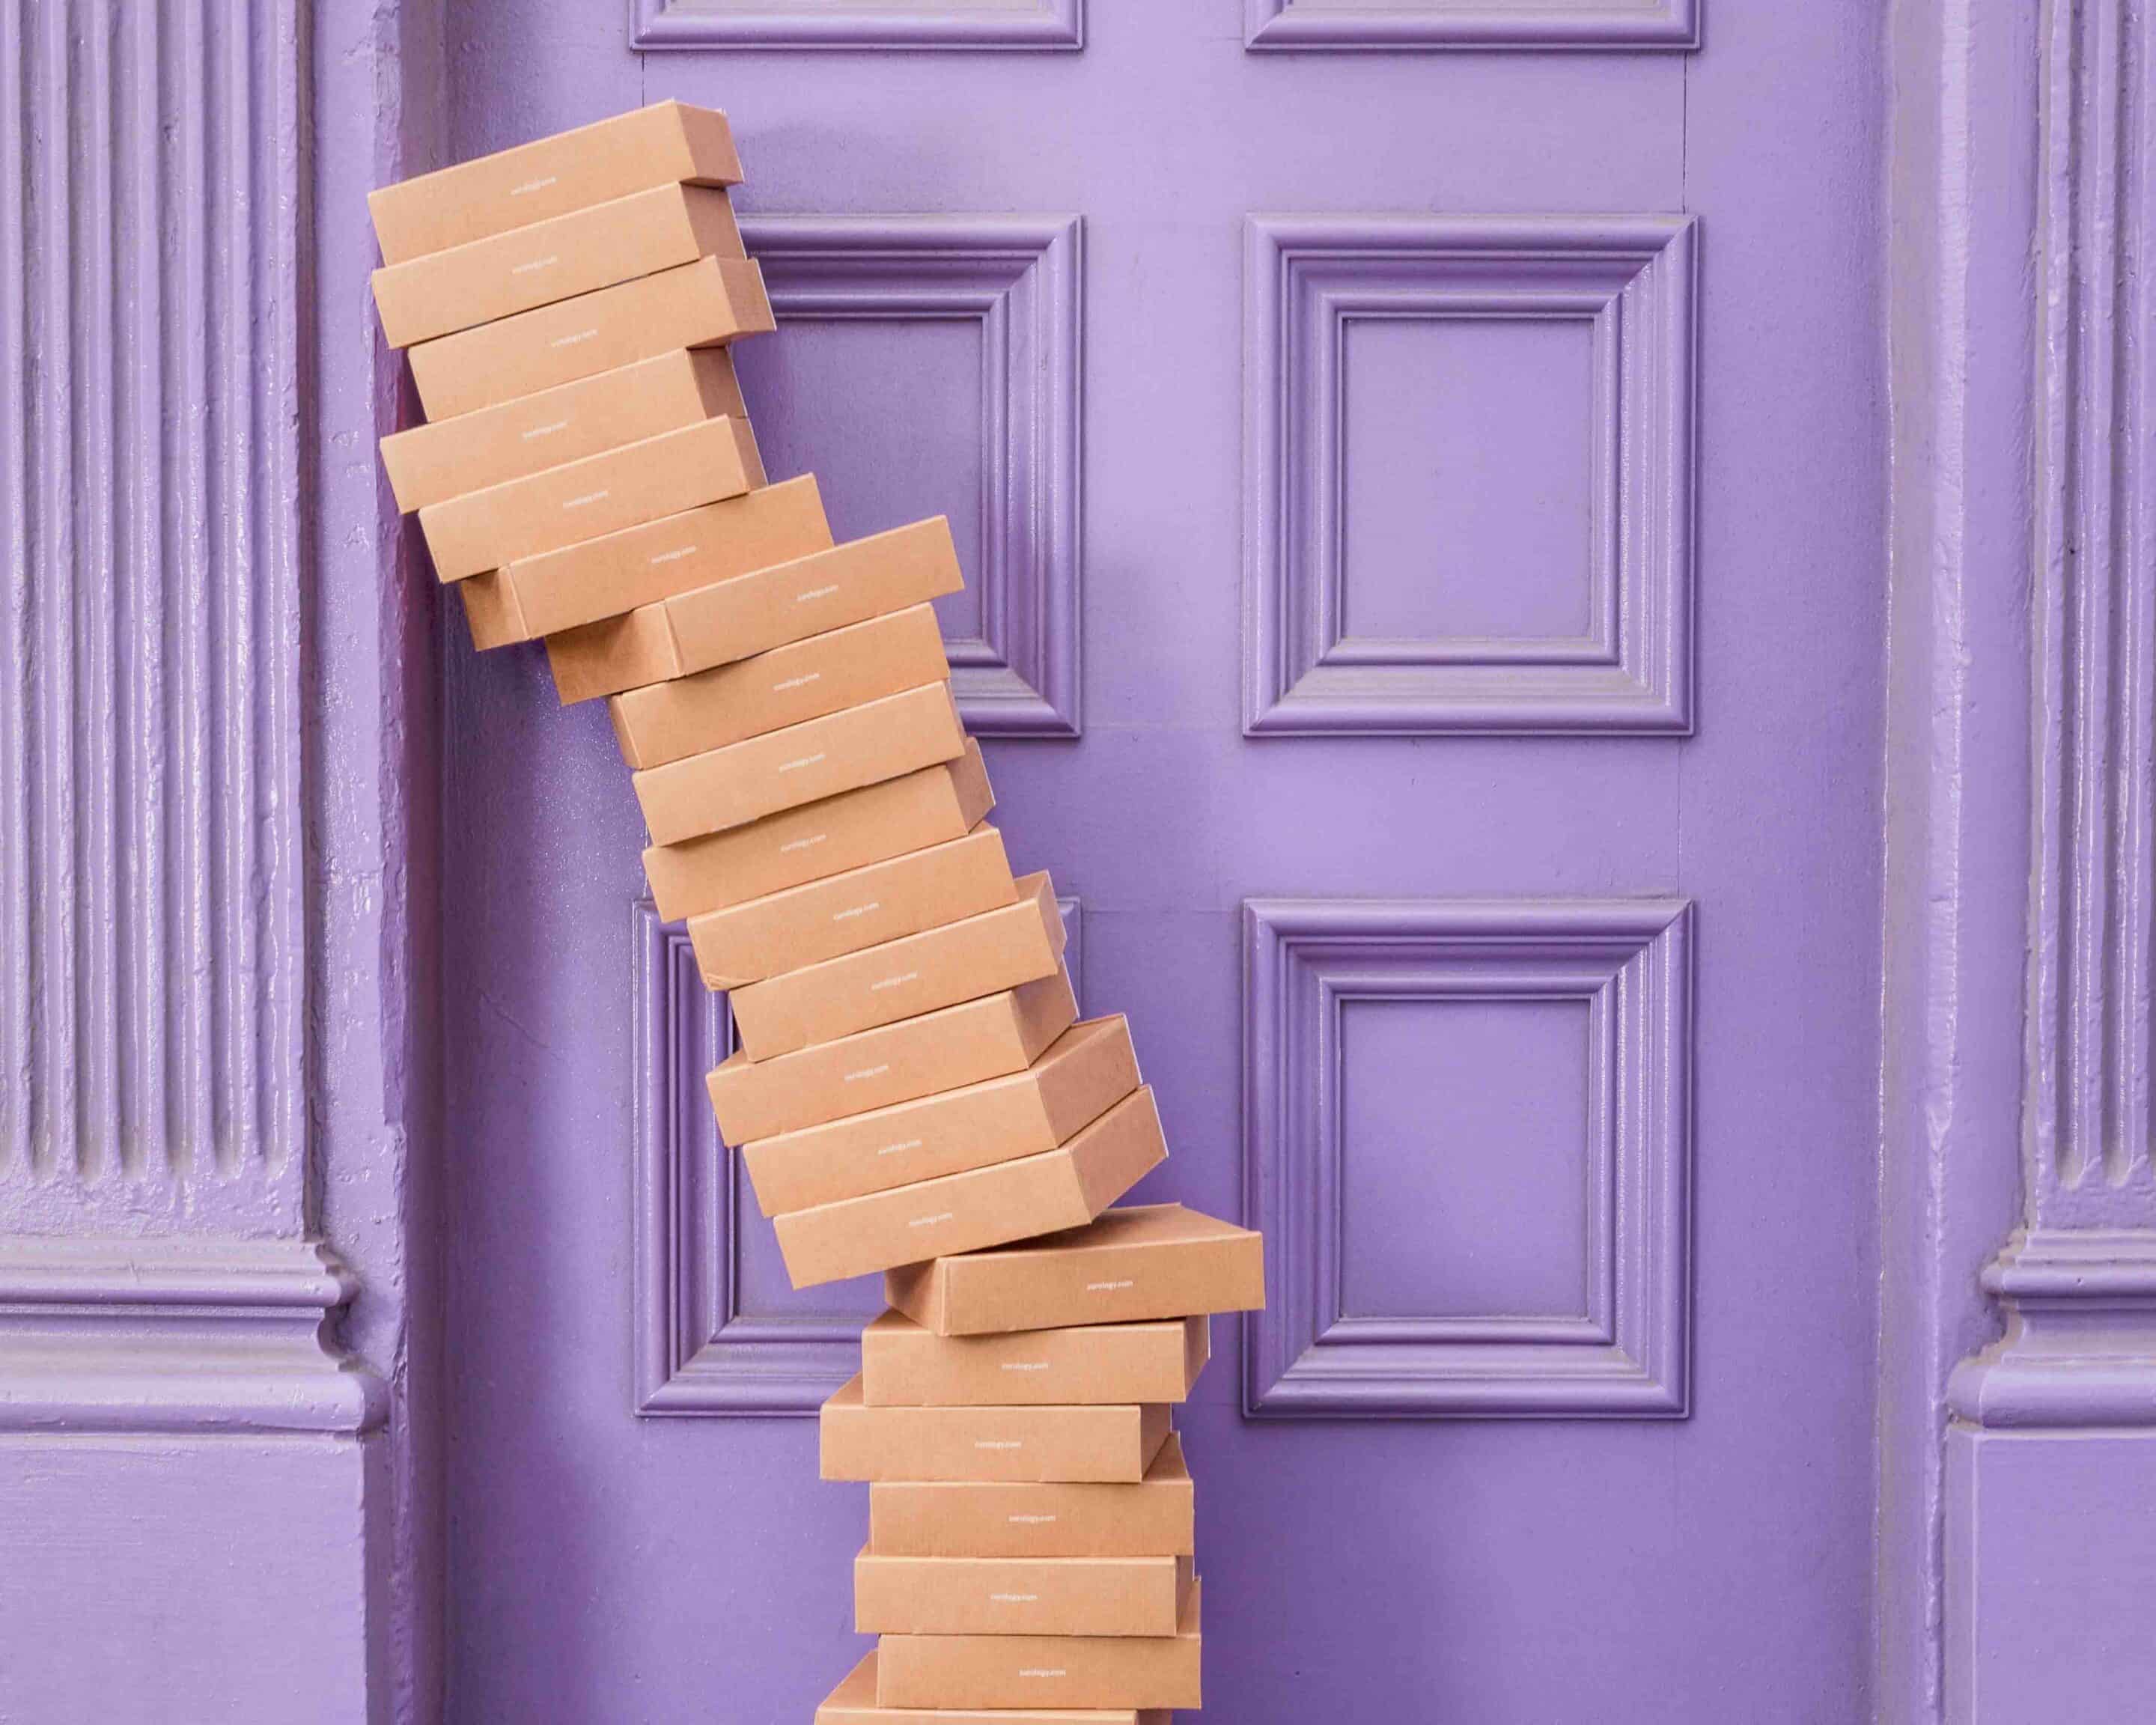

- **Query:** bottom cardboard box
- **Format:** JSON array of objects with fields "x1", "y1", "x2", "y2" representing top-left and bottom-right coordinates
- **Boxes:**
[
  {"x1": 874, "y1": 1579, "x2": 1201, "y2": 1712},
  {"x1": 816, "y1": 1650, "x2": 1169, "y2": 1725},
  {"x1": 856, "y1": 1549, "x2": 1191, "y2": 1639},
  {"x1": 868, "y1": 1434, "x2": 1195, "y2": 1559}
]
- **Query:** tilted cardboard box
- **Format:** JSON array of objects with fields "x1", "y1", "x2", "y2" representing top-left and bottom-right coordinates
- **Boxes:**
[
  {"x1": 372, "y1": 183, "x2": 746, "y2": 348},
  {"x1": 692, "y1": 823, "x2": 1016, "y2": 992},
  {"x1": 819, "y1": 1375, "x2": 1171, "y2": 1485},
  {"x1": 855, "y1": 1550, "x2": 1192, "y2": 1640},
  {"x1": 770, "y1": 1084, "x2": 1166, "y2": 1288},
  {"x1": 610, "y1": 603, "x2": 950, "y2": 770},
  {"x1": 367, "y1": 100, "x2": 741, "y2": 264},
  {"x1": 421, "y1": 416, "x2": 761, "y2": 584},
  {"x1": 862, "y1": 1312, "x2": 1208, "y2": 1409},
  {"x1": 644, "y1": 742, "x2": 992, "y2": 925},
  {"x1": 815, "y1": 1650, "x2": 1170, "y2": 1725},
  {"x1": 381, "y1": 348, "x2": 748, "y2": 514},
  {"x1": 886, "y1": 1202, "x2": 1265, "y2": 1337},
  {"x1": 730, "y1": 870, "x2": 1064, "y2": 1060},
  {"x1": 707, "y1": 968, "x2": 1076, "y2": 1145},
  {"x1": 868, "y1": 1434, "x2": 1195, "y2": 1560},
  {"x1": 546, "y1": 517, "x2": 963, "y2": 705},
  {"x1": 874, "y1": 1580, "x2": 1202, "y2": 1712},
  {"x1": 634, "y1": 681, "x2": 966, "y2": 848},
  {"x1": 461, "y1": 474, "x2": 832, "y2": 651},
  {"x1": 407, "y1": 255, "x2": 772, "y2": 421},
  {"x1": 743, "y1": 1016, "x2": 1139, "y2": 1216}
]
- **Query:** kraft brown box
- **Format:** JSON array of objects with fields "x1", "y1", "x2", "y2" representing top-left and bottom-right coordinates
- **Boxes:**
[
  {"x1": 819, "y1": 1375, "x2": 1171, "y2": 1485},
  {"x1": 862, "y1": 1312, "x2": 1207, "y2": 1409},
  {"x1": 382, "y1": 348, "x2": 747, "y2": 516},
  {"x1": 634, "y1": 681, "x2": 966, "y2": 848},
  {"x1": 743, "y1": 1017, "x2": 1139, "y2": 1217},
  {"x1": 856, "y1": 1550, "x2": 1192, "y2": 1640},
  {"x1": 691, "y1": 823, "x2": 1015, "y2": 992},
  {"x1": 886, "y1": 1202, "x2": 1265, "y2": 1338},
  {"x1": 460, "y1": 474, "x2": 832, "y2": 651},
  {"x1": 406, "y1": 255, "x2": 773, "y2": 422},
  {"x1": 816, "y1": 1652, "x2": 1169, "y2": 1725},
  {"x1": 420, "y1": 416, "x2": 760, "y2": 584},
  {"x1": 709, "y1": 967, "x2": 1075, "y2": 1146},
  {"x1": 874, "y1": 1580, "x2": 1202, "y2": 1712},
  {"x1": 644, "y1": 741, "x2": 993, "y2": 924},
  {"x1": 372, "y1": 183, "x2": 746, "y2": 348},
  {"x1": 868, "y1": 1433, "x2": 1194, "y2": 1560},
  {"x1": 770, "y1": 1084, "x2": 1166, "y2": 1289},
  {"x1": 610, "y1": 604, "x2": 950, "y2": 771},
  {"x1": 367, "y1": 100, "x2": 742, "y2": 265},
  {"x1": 730, "y1": 870, "x2": 1065, "y2": 1060},
  {"x1": 546, "y1": 516, "x2": 963, "y2": 705}
]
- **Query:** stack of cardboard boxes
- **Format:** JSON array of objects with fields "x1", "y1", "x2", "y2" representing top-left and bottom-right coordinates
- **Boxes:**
[{"x1": 369, "y1": 102, "x2": 1264, "y2": 1720}]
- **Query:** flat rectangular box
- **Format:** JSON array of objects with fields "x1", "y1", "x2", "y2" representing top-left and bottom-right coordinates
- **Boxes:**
[
  {"x1": 420, "y1": 416, "x2": 760, "y2": 584},
  {"x1": 816, "y1": 1651, "x2": 1169, "y2": 1725},
  {"x1": 644, "y1": 742, "x2": 992, "y2": 925},
  {"x1": 546, "y1": 516, "x2": 963, "y2": 705},
  {"x1": 610, "y1": 604, "x2": 950, "y2": 771},
  {"x1": 874, "y1": 1581, "x2": 1202, "y2": 1712},
  {"x1": 856, "y1": 1551, "x2": 1191, "y2": 1639},
  {"x1": 886, "y1": 1203, "x2": 1265, "y2": 1338},
  {"x1": 634, "y1": 681, "x2": 965, "y2": 848},
  {"x1": 368, "y1": 100, "x2": 742, "y2": 265},
  {"x1": 819, "y1": 1375, "x2": 1171, "y2": 1485},
  {"x1": 862, "y1": 1312, "x2": 1208, "y2": 1409},
  {"x1": 691, "y1": 822, "x2": 1015, "y2": 992},
  {"x1": 730, "y1": 870, "x2": 1064, "y2": 1060},
  {"x1": 743, "y1": 1017, "x2": 1139, "y2": 1217},
  {"x1": 461, "y1": 473, "x2": 832, "y2": 651},
  {"x1": 373, "y1": 183, "x2": 745, "y2": 348},
  {"x1": 407, "y1": 255, "x2": 772, "y2": 422},
  {"x1": 707, "y1": 967, "x2": 1075, "y2": 1146},
  {"x1": 868, "y1": 1434, "x2": 1194, "y2": 1559},
  {"x1": 381, "y1": 348, "x2": 747, "y2": 514},
  {"x1": 770, "y1": 1084, "x2": 1165, "y2": 1289}
]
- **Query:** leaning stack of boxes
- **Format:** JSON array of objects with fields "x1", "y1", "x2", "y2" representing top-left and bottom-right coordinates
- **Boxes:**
[{"x1": 369, "y1": 101, "x2": 1264, "y2": 1721}]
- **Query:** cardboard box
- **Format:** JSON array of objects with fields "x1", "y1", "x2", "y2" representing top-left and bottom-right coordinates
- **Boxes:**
[
  {"x1": 690, "y1": 823, "x2": 1016, "y2": 991},
  {"x1": 610, "y1": 604, "x2": 950, "y2": 770},
  {"x1": 874, "y1": 1581, "x2": 1202, "y2": 1712},
  {"x1": 634, "y1": 681, "x2": 966, "y2": 848},
  {"x1": 820, "y1": 1375, "x2": 1171, "y2": 1485},
  {"x1": 707, "y1": 967, "x2": 1077, "y2": 1154},
  {"x1": 769, "y1": 1084, "x2": 1166, "y2": 1289},
  {"x1": 373, "y1": 183, "x2": 746, "y2": 348},
  {"x1": 644, "y1": 742, "x2": 993, "y2": 924},
  {"x1": 460, "y1": 474, "x2": 832, "y2": 651},
  {"x1": 382, "y1": 348, "x2": 746, "y2": 515},
  {"x1": 856, "y1": 1550, "x2": 1192, "y2": 1640},
  {"x1": 743, "y1": 1017, "x2": 1140, "y2": 1217},
  {"x1": 546, "y1": 516, "x2": 963, "y2": 705},
  {"x1": 730, "y1": 870, "x2": 1065, "y2": 1060},
  {"x1": 816, "y1": 1650, "x2": 1169, "y2": 1725},
  {"x1": 368, "y1": 100, "x2": 742, "y2": 265},
  {"x1": 407, "y1": 255, "x2": 772, "y2": 422},
  {"x1": 886, "y1": 1203, "x2": 1265, "y2": 1337},
  {"x1": 420, "y1": 416, "x2": 760, "y2": 584},
  {"x1": 868, "y1": 1434, "x2": 1194, "y2": 1560},
  {"x1": 862, "y1": 1312, "x2": 1208, "y2": 1409}
]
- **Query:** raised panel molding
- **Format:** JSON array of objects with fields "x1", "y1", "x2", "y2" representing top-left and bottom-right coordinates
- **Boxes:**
[
  {"x1": 1241, "y1": 898, "x2": 1693, "y2": 1417},
  {"x1": 742, "y1": 215, "x2": 1082, "y2": 737},
  {"x1": 633, "y1": 0, "x2": 1083, "y2": 51},
  {"x1": 634, "y1": 894, "x2": 1085, "y2": 1415},
  {"x1": 1245, "y1": 0, "x2": 1699, "y2": 51},
  {"x1": 1243, "y1": 214, "x2": 1696, "y2": 736}
]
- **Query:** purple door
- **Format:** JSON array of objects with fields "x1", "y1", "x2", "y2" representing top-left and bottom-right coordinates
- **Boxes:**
[{"x1": 438, "y1": 7, "x2": 1885, "y2": 1719}]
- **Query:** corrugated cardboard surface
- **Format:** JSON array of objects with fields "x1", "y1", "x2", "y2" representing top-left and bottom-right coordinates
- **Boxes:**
[
  {"x1": 862, "y1": 1312, "x2": 1208, "y2": 1408},
  {"x1": 854, "y1": 1551, "x2": 1191, "y2": 1638},
  {"x1": 868, "y1": 1435, "x2": 1195, "y2": 1560},
  {"x1": 819, "y1": 1375, "x2": 1172, "y2": 1485},
  {"x1": 815, "y1": 1651, "x2": 1169, "y2": 1725}
]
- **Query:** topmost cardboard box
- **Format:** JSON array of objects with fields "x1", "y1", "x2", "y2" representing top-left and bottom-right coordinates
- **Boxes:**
[{"x1": 368, "y1": 101, "x2": 743, "y2": 265}]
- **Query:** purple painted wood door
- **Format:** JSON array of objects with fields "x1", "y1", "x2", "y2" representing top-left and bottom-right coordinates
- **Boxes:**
[{"x1": 437, "y1": 7, "x2": 1886, "y2": 1719}]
